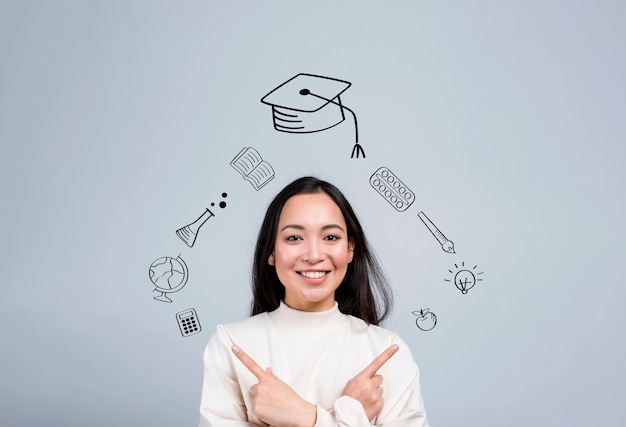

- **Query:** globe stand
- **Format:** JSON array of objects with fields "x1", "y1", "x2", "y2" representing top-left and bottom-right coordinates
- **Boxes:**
[{"x1": 154, "y1": 291, "x2": 173, "y2": 303}]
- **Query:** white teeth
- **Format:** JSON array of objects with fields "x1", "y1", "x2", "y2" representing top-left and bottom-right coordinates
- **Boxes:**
[{"x1": 300, "y1": 271, "x2": 327, "y2": 279}]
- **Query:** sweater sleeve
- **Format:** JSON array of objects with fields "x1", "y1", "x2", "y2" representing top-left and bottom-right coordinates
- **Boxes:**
[
  {"x1": 314, "y1": 396, "x2": 372, "y2": 427},
  {"x1": 372, "y1": 335, "x2": 430, "y2": 427},
  {"x1": 313, "y1": 362, "x2": 430, "y2": 427},
  {"x1": 198, "y1": 325, "x2": 262, "y2": 427},
  {"x1": 313, "y1": 336, "x2": 430, "y2": 427}
]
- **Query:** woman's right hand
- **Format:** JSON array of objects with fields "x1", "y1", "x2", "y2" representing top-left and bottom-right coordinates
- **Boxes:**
[
  {"x1": 341, "y1": 344, "x2": 399, "y2": 420},
  {"x1": 232, "y1": 345, "x2": 317, "y2": 427}
]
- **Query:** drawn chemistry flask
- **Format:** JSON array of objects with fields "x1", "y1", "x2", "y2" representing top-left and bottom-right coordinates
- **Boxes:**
[{"x1": 176, "y1": 208, "x2": 215, "y2": 248}]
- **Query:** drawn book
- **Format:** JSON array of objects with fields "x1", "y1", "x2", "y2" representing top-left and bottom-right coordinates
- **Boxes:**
[{"x1": 230, "y1": 147, "x2": 275, "y2": 190}]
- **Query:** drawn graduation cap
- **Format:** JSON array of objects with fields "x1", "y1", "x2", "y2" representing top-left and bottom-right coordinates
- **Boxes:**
[{"x1": 261, "y1": 73, "x2": 365, "y2": 158}]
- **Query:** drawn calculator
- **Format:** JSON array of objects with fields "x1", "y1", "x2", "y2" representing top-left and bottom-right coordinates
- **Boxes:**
[{"x1": 176, "y1": 308, "x2": 201, "y2": 337}]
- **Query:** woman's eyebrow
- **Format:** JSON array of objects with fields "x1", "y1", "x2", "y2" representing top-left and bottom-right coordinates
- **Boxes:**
[
  {"x1": 279, "y1": 224, "x2": 345, "y2": 232},
  {"x1": 322, "y1": 224, "x2": 345, "y2": 232},
  {"x1": 280, "y1": 224, "x2": 304, "y2": 232}
]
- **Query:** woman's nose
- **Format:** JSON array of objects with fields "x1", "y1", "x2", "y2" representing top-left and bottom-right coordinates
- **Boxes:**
[{"x1": 304, "y1": 240, "x2": 323, "y2": 263}]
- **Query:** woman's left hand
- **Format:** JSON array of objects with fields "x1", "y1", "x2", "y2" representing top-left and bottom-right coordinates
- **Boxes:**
[{"x1": 232, "y1": 345, "x2": 317, "y2": 427}]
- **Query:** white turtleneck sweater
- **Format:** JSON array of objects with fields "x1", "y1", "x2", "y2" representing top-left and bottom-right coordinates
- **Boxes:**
[{"x1": 198, "y1": 301, "x2": 429, "y2": 427}]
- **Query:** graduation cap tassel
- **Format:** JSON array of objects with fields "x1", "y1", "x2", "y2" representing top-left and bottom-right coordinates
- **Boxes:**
[{"x1": 303, "y1": 90, "x2": 365, "y2": 159}]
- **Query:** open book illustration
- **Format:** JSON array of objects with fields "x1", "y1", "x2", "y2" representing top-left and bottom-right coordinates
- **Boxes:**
[{"x1": 230, "y1": 147, "x2": 275, "y2": 190}]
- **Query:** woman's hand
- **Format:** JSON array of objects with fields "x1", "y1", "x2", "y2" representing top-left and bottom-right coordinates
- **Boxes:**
[
  {"x1": 232, "y1": 345, "x2": 317, "y2": 427},
  {"x1": 341, "y1": 344, "x2": 399, "y2": 420}
]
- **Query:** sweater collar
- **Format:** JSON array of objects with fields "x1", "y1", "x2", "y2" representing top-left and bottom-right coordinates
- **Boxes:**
[{"x1": 268, "y1": 300, "x2": 347, "y2": 331}]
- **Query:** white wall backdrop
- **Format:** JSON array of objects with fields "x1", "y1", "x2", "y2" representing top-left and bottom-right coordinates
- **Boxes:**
[{"x1": 2, "y1": 1, "x2": 625, "y2": 426}]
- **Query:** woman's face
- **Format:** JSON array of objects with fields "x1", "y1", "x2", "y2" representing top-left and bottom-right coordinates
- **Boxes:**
[{"x1": 269, "y1": 192, "x2": 354, "y2": 312}]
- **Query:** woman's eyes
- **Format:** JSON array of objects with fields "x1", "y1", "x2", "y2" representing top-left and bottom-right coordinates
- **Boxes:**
[{"x1": 284, "y1": 235, "x2": 341, "y2": 242}]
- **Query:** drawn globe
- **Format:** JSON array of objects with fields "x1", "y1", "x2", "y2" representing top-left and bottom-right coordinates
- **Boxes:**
[{"x1": 148, "y1": 256, "x2": 188, "y2": 302}]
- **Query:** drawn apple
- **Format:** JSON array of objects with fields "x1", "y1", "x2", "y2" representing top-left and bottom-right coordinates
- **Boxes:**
[{"x1": 412, "y1": 308, "x2": 437, "y2": 331}]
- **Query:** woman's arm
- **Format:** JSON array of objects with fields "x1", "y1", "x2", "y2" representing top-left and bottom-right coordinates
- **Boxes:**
[
  {"x1": 232, "y1": 345, "x2": 317, "y2": 427},
  {"x1": 323, "y1": 335, "x2": 430, "y2": 427},
  {"x1": 198, "y1": 327, "x2": 263, "y2": 426},
  {"x1": 340, "y1": 345, "x2": 399, "y2": 420},
  {"x1": 371, "y1": 336, "x2": 430, "y2": 427}
]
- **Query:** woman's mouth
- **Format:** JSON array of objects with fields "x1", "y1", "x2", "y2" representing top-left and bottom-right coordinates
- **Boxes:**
[{"x1": 298, "y1": 271, "x2": 329, "y2": 279}]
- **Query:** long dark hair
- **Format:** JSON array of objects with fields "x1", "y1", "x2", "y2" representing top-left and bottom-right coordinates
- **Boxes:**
[{"x1": 251, "y1": 176, "x2": 393, "y2": 325}]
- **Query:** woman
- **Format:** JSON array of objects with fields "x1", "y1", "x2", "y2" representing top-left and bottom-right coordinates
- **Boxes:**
[{"x1": 198, "y1": 177, "x2": 429, "y2": 426}]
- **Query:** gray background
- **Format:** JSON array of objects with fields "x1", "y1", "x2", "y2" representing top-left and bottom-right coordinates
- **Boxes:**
[{"x1": 2, "y1": 1, "x2": 625, "y2": 426}]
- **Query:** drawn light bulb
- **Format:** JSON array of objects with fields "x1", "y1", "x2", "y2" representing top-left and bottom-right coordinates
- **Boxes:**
[
  {"x1": 454, "y1": 270, "x2": 476, "y2": 294},
  {"x1": 444, "y1": 262, "x2": 484, "y2": 295}
]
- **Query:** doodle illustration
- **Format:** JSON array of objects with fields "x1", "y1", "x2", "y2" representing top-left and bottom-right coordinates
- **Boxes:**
[
  {"x1": 444, "y1": 262, "x2": 484, "y2": 294},
  {"x1": 261, "y1": 73, "x2": 365, "y2": 158},
  {"x1": 369, "y1": 167, "x2": 415, "y2": 212},
  {"x1": 230, "y1": 147, "x2": 275, "y2": 190},
  {"x1": 148, "y1": 255, "x2": 189, "y2": 303},
  {"x1": 176, "y1": 193, "x2": 228, "y2": 247},
  {"x1": 412, "y1": 308, "x2": 437, "y2": 331},
  {"x1": 176, "y1": 308, "x2": 202, "y2": 337},
  {"x1": 417, "y1": 211, "x2": 455, "y2": 254}
]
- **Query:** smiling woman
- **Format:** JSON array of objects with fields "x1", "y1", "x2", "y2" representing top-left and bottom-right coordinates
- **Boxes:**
[
  {"x1": 251, "y1": 177, "x2": 392, "y2": 325},
  {"x1": 269, "y1": 192, "x2": 355, "y2": 313},
  {"x1": 198, "y1": 177, "x2": 430, "y2": 427}
]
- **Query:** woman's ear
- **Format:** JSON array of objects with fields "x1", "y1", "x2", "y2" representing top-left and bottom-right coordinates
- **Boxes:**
[
  {"x1": 348, "y1": 238, "x2": 355, "y2": 263},
  {"x1": 268, "y1": 252, "x2": 275, "y2": 266}
]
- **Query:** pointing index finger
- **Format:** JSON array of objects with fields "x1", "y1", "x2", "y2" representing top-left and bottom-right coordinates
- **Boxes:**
[
  {"x1": 232, "y1": 345, "x2": 266, "y2": 380},
  {"x1": 361, "y1": 344, "x2": 399, "y2": 378}
]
